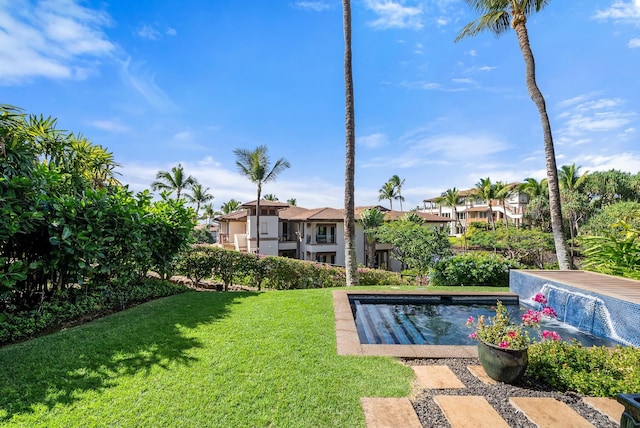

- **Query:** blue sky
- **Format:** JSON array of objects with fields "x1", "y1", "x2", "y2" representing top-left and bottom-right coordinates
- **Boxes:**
[{"x1": 2, "y1": 0, "x2": 640, "y2": 211}]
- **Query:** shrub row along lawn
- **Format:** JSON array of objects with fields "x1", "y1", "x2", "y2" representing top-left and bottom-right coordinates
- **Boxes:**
[{"x1": 0, "y1": 288, "x2": 418, "y2": 427}]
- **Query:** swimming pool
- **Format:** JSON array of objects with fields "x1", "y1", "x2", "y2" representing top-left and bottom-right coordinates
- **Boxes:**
[{"x1": 350, "y1": 294, "x2": 620, "y2": 347}]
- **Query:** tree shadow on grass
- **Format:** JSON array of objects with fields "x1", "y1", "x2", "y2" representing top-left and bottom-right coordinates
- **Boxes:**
[{"x1": 0, "y1": 291, "x2": 258, "y2": 422}]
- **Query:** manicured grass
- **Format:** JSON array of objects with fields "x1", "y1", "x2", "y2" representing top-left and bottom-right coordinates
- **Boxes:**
[{"x1": 0, "y1": 285, "x2": 508, "y2": 427}]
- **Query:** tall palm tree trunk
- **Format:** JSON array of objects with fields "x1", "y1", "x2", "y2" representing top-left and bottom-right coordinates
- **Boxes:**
[
  {"x1": 256, "y1": 185, "x2": 262, "y2": 253},
  {"x1": 343, "y1": 0, "x2": 358, "y2": 286},
  {"x1": 513, "y1": 19, "x2": 571, "y2": 270}
]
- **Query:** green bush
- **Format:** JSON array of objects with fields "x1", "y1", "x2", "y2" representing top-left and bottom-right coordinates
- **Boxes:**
[
  {"x1": 187, "y1": 247, "x2": 410, "y2": 290},
  {"x1": 528, "y1": 340, "x2": 640, "y2": 397},
  {"x1": 0, "y1": 278, "x2": 189, "y2": 345},
  {"x1": 429, "y1": 252, "x2": 521, "y2": 287}
]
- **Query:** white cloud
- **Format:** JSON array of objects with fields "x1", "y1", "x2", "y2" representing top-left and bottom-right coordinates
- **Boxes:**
[
  {"x1": 357, "y1": 132, "x2": 389, "y2": 148},
  {"x1": 556, "y1": 96, "x2": 636, "y2": 141},
  {"x1": 173, "y1": 130, "x2": 192, "y2": 141},
  {"x1": 629, "y1": 37, "x2": 640, "y2": 47},
  {"x1": 593, "y1": 1, "x2": 640, "y2": 23},
  {"x1": 466, "y1": 50, "x2": 477, "y2": 56},
  {"x1": 0, "y1": 0, "x2": 115, "y2": 84},
  {"x1": 136, "y1": 24, "x2": 160, "y2": 40},
  {"x1": 88, "y1": 119, "x2": 130, "y2": 133},
  {"x1": 575, "y1": 152, "x2": 640, "y2": 174},
  {"x1": 364, "y1": 0, "x2": 423, "y2": 30},
  {"x1": 292, "y1": 1, "x2": 331, "y2": 11},
  {"x1": 166, "y1": 27, "x2": 177, "y2": 36},
  {"x1": 119, "y1": 57, "x2": 175, "y2": 111}
]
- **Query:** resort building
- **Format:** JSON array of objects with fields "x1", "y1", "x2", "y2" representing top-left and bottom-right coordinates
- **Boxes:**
[
  {"x1": 215, "y1": 200, "x2": 449, "y2": 272},
  {"x1": 422, "y1": 186, "x2": 529, "y2": 235}
]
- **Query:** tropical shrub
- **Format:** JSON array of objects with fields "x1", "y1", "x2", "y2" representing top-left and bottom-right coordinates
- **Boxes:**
[
  {"x1": 580, "y1": 217, "x2": 640, "y2": 280},
  {"x1": 376, "y1": 220, "x2": 451, "y2": 276},
  {"x1": 178, "y1": 247, "x2": 410, "y2": 290},
  {"x1": 528, "y1": 340, "x2": 640, "y2": 397},
  {"x1": 465, "y1": 224, "x2": 554, "y2": 268},
  {"x1": 429, "y1": 252, "x2": 521, "y2": 287},
  {"x1": 0, "y1": 278, "x2": 189, "y2": 345}
]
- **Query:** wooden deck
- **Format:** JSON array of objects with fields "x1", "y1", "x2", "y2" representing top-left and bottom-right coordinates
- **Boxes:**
[{"x1": 519, "y1": 270, "x2": 640, "y2": 305}]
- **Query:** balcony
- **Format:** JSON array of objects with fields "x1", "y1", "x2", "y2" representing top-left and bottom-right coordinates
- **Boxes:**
[{"x1": 306, "y1": 234, "x2": 336, "y2": 245}]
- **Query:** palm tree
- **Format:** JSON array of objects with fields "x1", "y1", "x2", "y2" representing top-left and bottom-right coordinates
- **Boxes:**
[
  {"x1": 378, "y1": 181, "x2": 398, "y2": 210},
  {"x1": 519, "y1": 177, "x2": 550, "y2": 231},
  {"x1": 456, "y1": 0, "x2": 571, "y2": 269},
  {"x1": 389, "y1": 175, "x2": 406, "y2": 211},
  {"x1": 360, "y1": 208, "x2": 386, "y2": 268},
  {"x1": 200, "y1": 203, "x2": 221, "y2": 227},
  {"x1": 263, "y1": 193, "x2": 278, "y2": 201},
  {"x1": 220, "y1": 199, "x2": 242, "y2": 214},
  {"x1": 436, "y1": 187, "x2": 462, "y2": 234},
  {"x1": 233, "y1": 145, "x2": 290, "y2": 253},
  {"x1": 494, "y1": 181, "x2": 516, "y2": 227},
  {"x1": 519, "y1": 177, "x2": 548, "y2": 199},
  {"x1": 287, "y1": 197, "x2": 297, "y2": 206},
  {"x1": 474, "y1": 177, "x2": 496, "y2": 231},
  {"x1": 151, "y1": 163, "x2": 196, "y2": 199},
  {"x1": 186, "y1": 183, "x2": 214, "y2": 216},
  {"x1": 558, "y1": 163, "x2": 588, "y2": 192},
  {"x1": 343, "y1": 0, "x2": 358, "y2": 286}
]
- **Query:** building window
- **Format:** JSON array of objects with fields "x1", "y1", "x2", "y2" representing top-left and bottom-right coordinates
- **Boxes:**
[
  {"x1": 316, "y1": 224, "x2": 336, "y2": 243},
  {"x1": 316, "y1": 252, "x2": 336, "y2": 264},
  {"x1": 261, "y1": 221, "x2": 268, "y2": 234}
]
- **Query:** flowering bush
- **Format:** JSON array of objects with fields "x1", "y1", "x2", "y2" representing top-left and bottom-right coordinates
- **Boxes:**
[{"x1": 466, "y1": 293, "x2": 560, "y2": 350}]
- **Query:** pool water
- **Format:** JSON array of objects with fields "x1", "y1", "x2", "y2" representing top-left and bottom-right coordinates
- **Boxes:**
[{"x1": 351, "y1": 295, "x2": 620, "y2": 347}]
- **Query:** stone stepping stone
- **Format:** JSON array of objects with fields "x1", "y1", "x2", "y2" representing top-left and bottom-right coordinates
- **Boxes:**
[
  {"x1": 509, "y1": 397, "x2": 594, "y2": 427},
  {"x1": 467, "y1": 365, "x2": 497, "y2": 385},
  {"x1": 583, "y1": 397, "x2": 624, "y2": 423},
  {"x1": 412, "y1": 365, "x2": 465, "y2": 389},
  {"x1": 361, "y1": 397, "x2": 422, "y2": 428},
  {"x1": 433, "y1": 395, "x2": 510, "y2": 428}
]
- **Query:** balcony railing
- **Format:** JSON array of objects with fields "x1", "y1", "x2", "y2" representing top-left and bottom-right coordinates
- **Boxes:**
[{"x1": 305, "y1": 235, "x2": 336, "y2": 244}]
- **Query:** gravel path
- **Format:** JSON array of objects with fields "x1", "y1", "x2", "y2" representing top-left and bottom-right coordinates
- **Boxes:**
[{"x1": 404, "y1": 358, "x2": 617, "y2": 428}]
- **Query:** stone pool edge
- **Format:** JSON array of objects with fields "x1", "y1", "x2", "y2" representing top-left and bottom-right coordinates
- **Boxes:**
[{"x1": 333, "y1": 289, "x2": 519, "y2": 358}]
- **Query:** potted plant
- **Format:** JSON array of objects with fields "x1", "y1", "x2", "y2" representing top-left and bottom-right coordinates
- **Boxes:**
[{"x1": 466, "y1": 293, "x2": 559, "y2": 384}]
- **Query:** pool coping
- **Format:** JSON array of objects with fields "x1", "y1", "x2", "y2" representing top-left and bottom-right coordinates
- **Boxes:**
[{"x1": 333, "y1": 289, "x2": 519, "y2": 358}]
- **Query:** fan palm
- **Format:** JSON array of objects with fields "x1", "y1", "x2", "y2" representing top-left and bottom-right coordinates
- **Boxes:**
[
  {"x1": 456, "y1": 0, "x2": 571, "y2": 269},
  {"x1": 233, "y1": 145, "x2": 290, "y2": 253},
  {"x1": 151, "y1": 164, "x2": 196, "y2": 200},
  {"x1": 343, "y1": 0, "x2": 358, "y2": 286}
]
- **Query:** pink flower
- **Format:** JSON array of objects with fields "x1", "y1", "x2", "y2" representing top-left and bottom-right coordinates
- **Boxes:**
[
  {"x1": 508, "y1": 331, "x2": 517, "y2": 338},
  {"x1": 542, "y1": 330, "x2": 561, "y2": 341},
  {"x1": 468, "y1": 332, "x2": 477, "y2": 339},
  {"x1": 521, "y1": 309, "x2": 541, "y2": 326},
  {"x1": 498, "y1": 341, "x2": 510, "y2": 349},
  {"x1": 542, "y1": 307, "x2": 557, "y2": 318},
  {"x1": 466, "y1": 316, "x2": 475, "y2": 326},
  {"x1": 533, "y1": 293, "x2": 547, "y2": 305}
]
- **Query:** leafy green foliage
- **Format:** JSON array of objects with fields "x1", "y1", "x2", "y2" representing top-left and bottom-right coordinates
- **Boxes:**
[
  {"x1": 466, "y1": 225, "x2": 554, "y2": 267},
  {"x1": 174, "y1": 247, "x2": 411, "y2": 290},
  {"x1": 528, "y1": 340, "x2": 640, "y2": 396},
  {"x1": 580, "y1": 202, "x2": 640, "y2": 237},
  {"x1": 1, "y1": 105, "x2": 195, "y2": 316},
  {"x1": 581, "y1": 217, "x2": 640, "y2": 280},
  {"x1": 376, "y1": 221, "x2": 452, "y2": 275},
  {"x1": 429, "y1": 252, "x2": 521, "y2": 287},
  {"x1": 0, "y1": 279, "x2": 189, "y2": 345}
]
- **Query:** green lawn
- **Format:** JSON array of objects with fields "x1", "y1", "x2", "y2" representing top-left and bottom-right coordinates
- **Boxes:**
[{"x1": 0, "y1": 286, "x2": 507, "y2": 427}]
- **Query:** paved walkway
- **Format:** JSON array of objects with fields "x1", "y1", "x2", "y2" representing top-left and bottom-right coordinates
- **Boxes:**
[{"x1": 362, "y1": 365, "x2": 623, "y2": 428}]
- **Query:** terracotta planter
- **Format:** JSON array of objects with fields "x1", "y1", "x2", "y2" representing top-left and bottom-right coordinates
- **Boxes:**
[{"x1": 477, "y1": 340, "x2": 528, "y2": 384}]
